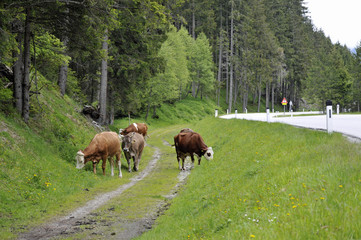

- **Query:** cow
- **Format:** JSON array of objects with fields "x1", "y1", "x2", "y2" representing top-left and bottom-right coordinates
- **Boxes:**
[
  {"x1": 122, "y1": 132, "x2": 145, "y2": 172},
  {"x1": 180, "y1": 128, "x2": 194, "y2": 133},
  {"x1": 174, "y1": 131, "x2": 214, "y2": 170},
  {"x1": 76, "y1": 131, "x2": 122, "y2": 178},
  {"x1": 119, "y1": 123, "x2": 148, "y2": 138}
]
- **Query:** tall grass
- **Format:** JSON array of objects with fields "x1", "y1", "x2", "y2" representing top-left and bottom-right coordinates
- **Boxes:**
[{"x1": 137, "y1": 117, "x2": 361, "y2": 239}]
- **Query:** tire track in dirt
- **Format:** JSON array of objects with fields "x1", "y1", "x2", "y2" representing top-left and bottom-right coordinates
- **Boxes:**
[{"x1": 19, "y1": 145, "x2": 162, "y2": 240}]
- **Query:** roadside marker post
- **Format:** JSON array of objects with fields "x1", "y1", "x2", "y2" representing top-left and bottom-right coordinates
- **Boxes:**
[
  {"x1": 281, "y1": 97, "x2": 288, "y2": 115},
  {"x1": 326, "y1": 100, "x2": 333, "y2": 134},
  {"x1": 215, "y1": 109, "x2": 218, "y2": 117},
  {"x1": 235, "y1": 109, "x2": 237, "y2": 119},
  {"x1": 266, "y1": 108, "x2": 270, "y2": 123},
  {"x1": 337, "y1": 104, "x2": 340, "y2": 115}
]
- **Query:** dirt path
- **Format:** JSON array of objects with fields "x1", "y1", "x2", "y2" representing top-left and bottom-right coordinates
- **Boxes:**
[{"x1": 19, "y1": 141, "x2": 190, "y2": 240}]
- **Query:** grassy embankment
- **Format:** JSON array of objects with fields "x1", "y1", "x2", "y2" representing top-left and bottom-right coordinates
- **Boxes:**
[
  {"x1": 0, "y1": 75, "x2": 218, "y2": 239},
  {"x1": 138, "y1": 118, "x2": 361, "y2": 239}
]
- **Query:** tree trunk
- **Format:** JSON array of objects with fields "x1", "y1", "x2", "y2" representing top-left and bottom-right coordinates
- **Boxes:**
[
  {"x1": 58, "y1": 35, "x2": 68, "y2": 96},
  {"x1": 226, "y1": 50, "x2": 229, "y2": 104},
  {"x1": 228, "y1": 2, "x2": 234, "y2": 112},
  {"x1": 271, "y1": 82, "x2": 275, "y2": 112},
  {"x1": 13, "y1": 34, "x2": 23, "y2": 114},
  {"x1": 265, "y1": 81, "x2": 269, "y2": 109},
  {"x1": 58, "y1": 61, "x2": 68, "y2": 96},
  {"x1": 257, "y1": 75, "x2": 261, "y2": 112},
  {"x1": 99, "y1": 30, "x2": 108, "y2": 125},
  {"x1": 243, "y1": 82, "x2": 248, "y2": 112},
  {"x1": 22, "y1": 7, "x2": 31, "y2": 124},
  {"x1": 192, "y1": 0, "x2": 195, "y2": 39},
  {"x1": 217, "y1": 4, "x2": 223, "y2": 107}
]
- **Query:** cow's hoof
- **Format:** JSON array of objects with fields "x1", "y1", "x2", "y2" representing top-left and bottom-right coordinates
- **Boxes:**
[
  {"x1": 128, "y1": 169, "x2": 132, "y2": 173},
  {"x1": 133, "y1": 167, "x2": 138, "y2": 172}
]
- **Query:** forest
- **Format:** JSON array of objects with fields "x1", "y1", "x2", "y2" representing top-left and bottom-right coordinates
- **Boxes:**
[{"x1": 1, "y1": 0, "x2": 361, "y2": 125}]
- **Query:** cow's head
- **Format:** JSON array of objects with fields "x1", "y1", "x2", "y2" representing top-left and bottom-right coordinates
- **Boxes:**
[
  {"x1": 204, "y1": 147, "x2": 214, "y2": 160},
  {"x1": 122, "y1": 132, "x2": 136, "y2": 152},
  {"x1": 76, "y1": 150, "x2": 85, "y2": 169}
]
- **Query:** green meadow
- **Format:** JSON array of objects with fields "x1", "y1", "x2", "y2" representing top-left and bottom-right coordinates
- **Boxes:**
[
  {"x1": 1, "y1": 81, "x2": 361, "y2": 239},
  {"x1": 138, "y1": 118, "x2": 361, "y2": 240}
]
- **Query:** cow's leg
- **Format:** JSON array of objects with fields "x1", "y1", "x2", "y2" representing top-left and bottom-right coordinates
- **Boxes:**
[
  {"x1": 126, "y1": 153, "x2": 131, "y2": 172},
  {"x1": 198, "y1": 156, "x2": 202, "y2": 165},
  {"x1": 190, "y1": 155, "x2": 195, "y2": 169},
  {"x1": 182, "y1": 157, "x2": 185, "y2": 171},
  {"x1": 93, "y1": 162, "x2": 97, "y2": 174},
  {"x1": 134, "y1": 151, "x2": 142, "y2": 171},
  {"x1": 116, "y1": 152, "x2": 122, "y2": 178},
  {"x1": 102, "y1": 156, "x2": 107, "y2": 176},
  {"x1": 109, "y1": 156, "x2": 114, "y2": 177},
  {"x1": 133, "y1": 156, "x2": 138, "y2": 172},
  {"x1": 177, "y1": 155, "x2": 182, "y2": 170}
]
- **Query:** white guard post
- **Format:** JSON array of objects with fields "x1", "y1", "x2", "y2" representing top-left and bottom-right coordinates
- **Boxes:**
[
  {"x1": 215, "y1": 109, "x2": 218, "y2": 117},
  {"x1": 235, "y1": 109, "x2": 237, "y2": 119},
  {"x1": 326, "y1": 100, "x2": 333, "y2": 134},
  {"x1": 266, "y1": 108, "x2": 270, "y2": 123},
  {"x1": 227, "y1": 109, "x2": 229, "y2": 114}
]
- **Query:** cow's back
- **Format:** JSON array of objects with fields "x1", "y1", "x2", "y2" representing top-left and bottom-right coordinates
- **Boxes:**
[
  {"x1": 131, "y1": 132, "x2": 145, "y2": 153},
  {"x1": 94, "y1": 132, "x2": 121, "y2": 155},
  {"x1": 175, "y1": 132, "x2": 207, "y2": 154}
]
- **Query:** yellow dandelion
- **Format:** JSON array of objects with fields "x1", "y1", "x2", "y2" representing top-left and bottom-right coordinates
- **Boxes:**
[
  {"x1": 34, "y1": 174, "x2": 37, "y2": 177},
  {"x1": 289, "y1": 193, "x2": 292, "y2": 196},
  {"x1": 250, "y1": 234, "x2": 255, "y2": 238},
  {"x1": 320, "y1": 197, "x2": 325, "y2": 200},
  {"x1": 274, "y1": 204, "x2": 280, "y2": 207},
  {"x1": 292, "y1": 205, "x2": 297, "y2": 209},
  {"x1": 321, "y1": 188, "x2": 325, "y2": 191},
  {"x1": 287, "y1": 213, "x2": 290, "y2": 216},
  {"x1": 339, "y1": 185, "x2": 343, "y2": 188}
]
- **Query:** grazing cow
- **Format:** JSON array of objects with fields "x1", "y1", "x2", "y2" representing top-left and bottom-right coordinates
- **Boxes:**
[
  {"x1": 119, "y1": 123, "x2": 148, "y2": 138},
  {"x1": 76, "y1": 131, "x2": 122, "y2": 178},
  {"x1": 180, "y1": 128, "x2": 194, "y2": 133},
  {"x1": 174, "y1": 131, "x2": 213, "y2": 170},
  {"x1": 122, "y1": 132, "x2": 145, "y2": 172}
]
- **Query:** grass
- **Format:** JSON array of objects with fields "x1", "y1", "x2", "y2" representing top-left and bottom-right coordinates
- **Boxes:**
[
  {"x1": 137, "y1": 117, "x2": 361, "y2": 239},
  {"x1": 0, "y1": 77, "x2": 218, "y2": 239}
]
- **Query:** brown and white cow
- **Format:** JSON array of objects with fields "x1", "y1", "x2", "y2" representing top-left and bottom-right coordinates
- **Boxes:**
[
  {"x1": 119, "y1": 123, "x2": 148, "y2": 138},
  {"x1": 122, "y1": 132, "x2": 145, "y2": 172},
  {"x1": 174, "y1": 131, "x2": 213, "y2": 170},
  {"x1": 76, "y1": 131, "x2": 122, "y2": 178}
]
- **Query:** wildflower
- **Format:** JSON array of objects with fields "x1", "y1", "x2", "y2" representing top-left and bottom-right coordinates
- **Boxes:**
[
  {"x1": 320, "y1": 197, "x2": 325, "y2": 200},
  {"x1": 287, "y1": 213, "x2": 290, "y2": 216},
  {"x1": 292, "y1": 205, "x2": 297, "y2": 209},
  {"x1": 274, "y1": 204, "x2": 280, "y2": 207},
  {"x1": 250, "y1": 234, "x2": 255, "y2": 238},
  {"x1": 321, "y1": 188, "x2": 325, "y2": 191},
  {"x1": 339, "y1": 185, "x2": 343, "y2": 188},
  {"x1": 34, "y1": 174, "x2": 37, "y2": 177}
]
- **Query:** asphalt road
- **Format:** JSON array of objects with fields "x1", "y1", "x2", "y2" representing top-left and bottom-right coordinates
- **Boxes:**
[{"x1": 220, "y1": 111, "x2": 361, "y2": 140}]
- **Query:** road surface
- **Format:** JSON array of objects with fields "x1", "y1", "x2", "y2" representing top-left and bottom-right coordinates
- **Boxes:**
[{"x1": 220, "y1": 111, "x2": 361, "y2": 140}]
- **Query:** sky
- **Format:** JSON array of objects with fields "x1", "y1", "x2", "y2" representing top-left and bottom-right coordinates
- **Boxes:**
[{"x1": 305, "y1": 0, "x2": 361, "y2": 49}]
